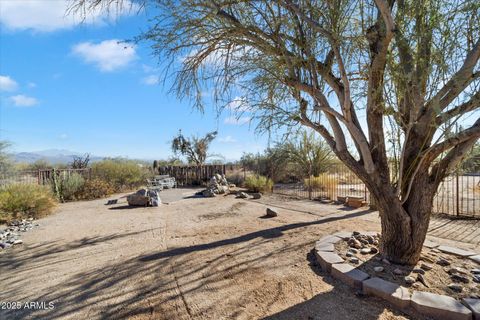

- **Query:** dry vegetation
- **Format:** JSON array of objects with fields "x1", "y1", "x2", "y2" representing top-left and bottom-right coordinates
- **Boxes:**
[{"x1": 0, "y1": 184, "x2": 57, "y2": 223}]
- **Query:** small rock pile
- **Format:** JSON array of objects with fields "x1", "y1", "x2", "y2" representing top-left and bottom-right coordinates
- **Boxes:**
[
  {"x1": 344, "y1": 232, "x2": 380, "y2": 265},
  {"x1": 0, "y1": 218, "x2": 38, "y2": 251},
  {"x1": 346, "y1": 231, "x2": 380, "y2": 256},
  {"x1": 236, "y1": 191, "x2": 262, "y2": 199},
  {"x1": 202, "y1": 174, "x2": 232, "y2": 197}
]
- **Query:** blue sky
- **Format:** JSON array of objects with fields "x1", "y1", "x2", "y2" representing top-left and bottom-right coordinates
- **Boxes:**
[{"x1": 0, "y1": 0, "x2": 269, "y2": 161}]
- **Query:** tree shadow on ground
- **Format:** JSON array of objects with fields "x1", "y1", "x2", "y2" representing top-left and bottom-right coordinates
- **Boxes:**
[
  {"x1": 138, "y1": 209, "x2": 372, "y2": 261},
  {"x1": 1, "y1": 208, "x2": 393, "y2": 320},
  {"x1": 108, "y1": 205, "x2": 149, "y2": 210},
  {"x1": 262, "y1": 250, "x2": 423, "y2": 320}
]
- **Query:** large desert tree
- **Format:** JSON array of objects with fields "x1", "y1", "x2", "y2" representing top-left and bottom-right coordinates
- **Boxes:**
[
  {"x1": 72, "y1": 0, "x2": 480, "y2": 264},
  {"x1": 171, "y1": 130, "x2": 218, "y2": 166}
]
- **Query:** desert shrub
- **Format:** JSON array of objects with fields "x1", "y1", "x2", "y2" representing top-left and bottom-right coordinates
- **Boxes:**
[
  {"x1": 225, "y1": 172, "x2": 244, "y2": 187},
  {"x1": 0, "y1": 184, "x2": 57, "y2": 222},
  {"x1": 56, "y1": 172, "x2": 85, "y2": 201},
  {"x1": 245, "y1": 175, "x2": 273, "y2": 193},
  {"x1": 304, "y1": 174, "x2": 338, "y2": 198},
  {"x1": 76, "y1": 178, "x2": 115, "y2": 200},
  {"x1": 92, "y1": 159, "x2": 148, "y2": 191}
]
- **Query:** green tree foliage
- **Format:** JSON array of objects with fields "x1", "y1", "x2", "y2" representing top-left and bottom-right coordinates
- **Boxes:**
[
  {"x1": 279, "y1": 130, "x2": 334, "y2": 178},
  {"x1": 241, "y1": 130, "x2": 335, "y2": 181}
]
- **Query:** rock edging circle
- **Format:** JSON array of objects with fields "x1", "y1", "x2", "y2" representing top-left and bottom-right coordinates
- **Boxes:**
[{"x1": 313, "y1": 231, "x2": 480, "y2": 320}]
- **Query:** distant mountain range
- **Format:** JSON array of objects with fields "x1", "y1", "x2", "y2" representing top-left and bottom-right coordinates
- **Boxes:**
[{"x1": 12, "y1": 149, "x2": 104, "y2": 164}]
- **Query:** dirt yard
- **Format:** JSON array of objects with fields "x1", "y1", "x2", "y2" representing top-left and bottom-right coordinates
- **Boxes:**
[{"x1": 0, "y1": 189, "x2": 478, "y2": 320}]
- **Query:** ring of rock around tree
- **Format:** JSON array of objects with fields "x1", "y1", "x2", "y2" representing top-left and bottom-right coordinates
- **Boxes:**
[{"x1": 314, "y1": 231, "x2": 480, "y2": 320}]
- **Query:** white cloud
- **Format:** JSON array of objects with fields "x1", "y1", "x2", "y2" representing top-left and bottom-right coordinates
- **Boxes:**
[
  {"x1": 141, "y1": 64, "x2": 159, "y2": 73},
  {"x1": 0, "y1": 75, "x2": 18, "y2": 91},
  {"x1": 142, "y1": 75, "x2": 159, "y2": 85},
  {"x1": 59, "y1": 133, "x2": 68, "y2": 140},
  {"x1": 0, "y1": 0, "x2": 139, "y2": 32},
  {"x1": 225, "y1": 96, "x2": 250, "y2": 112},
  {"x1": 27, "y1": 82, "x2": 37, "y2": 88},
  {"x1": 224, "y1": 116, "x2": 251, "y2": 125},
  {"x1": 72, "y1": 39, "x2": 137, "y2": 72},
  {"x1": 218, "y1": 135, "x2": 237, "y2": 143},
  {"x1": 10, "y1": 94, "x2": 38, "y2": 107}
]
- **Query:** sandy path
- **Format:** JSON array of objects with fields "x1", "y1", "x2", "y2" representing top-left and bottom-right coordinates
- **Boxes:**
[{"x1": 0, "y1": 191, "x2": 477, "y2": 319}]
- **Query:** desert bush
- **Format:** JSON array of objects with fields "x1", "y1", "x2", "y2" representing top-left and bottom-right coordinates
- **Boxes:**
[
  {"x1": 226, "y1": 172, "x2": 244, "y2": 187},
  {"x1": 56, "y1": 172, "x2": 85, "y2": 201},
  {"x1": 0, "y1": 184, "x2": 57, "y2": 222},
  {"x1": 244, "y1": 175, "x2": 273, "y2": 193},
  {"x1": 92, "y1": 159, "x2": 148, "y2": 191},
  {"x1": 304, "y1": 174, "x2": 338, "y2": 198},
  {"x1": 76, "y1": 178, "x2": 115, "y2": 200}
]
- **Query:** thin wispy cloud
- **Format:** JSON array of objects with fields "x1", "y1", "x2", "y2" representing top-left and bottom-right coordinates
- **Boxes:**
[
  {"x1": 0, "y1": 0, "x2": 139, "y2": 32},
  {"x1": 0, "y1": 75, "x2": 18, "y2": 91},
  {"x1": 218, "y1": 135, "x2": 237, "y2": 143},
  {"x1": 225, "y1": 96, "x2": 250, "y2": 112},
  {"x1": 224, "y1": 116, "x2": 251, "y2": 125},
  {"x1": 142, "y1": 75, "x2": 159, "y2": 85},
  {"x1": 10, "y1": 94, "x2": 38, "y2": 107},
  {"x1": 72, "y1": 39, "x2": 137, "y2": 72}
]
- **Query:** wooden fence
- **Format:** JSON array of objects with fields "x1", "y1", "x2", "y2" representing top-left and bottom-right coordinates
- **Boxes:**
[{"x1": 157, "y1": 165, "x2": 226, "y2": 186}]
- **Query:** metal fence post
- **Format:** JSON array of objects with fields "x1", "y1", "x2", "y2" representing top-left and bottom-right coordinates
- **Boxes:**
[{"x1": 456, "y1": 171, "x2": 459, "y2": 217}]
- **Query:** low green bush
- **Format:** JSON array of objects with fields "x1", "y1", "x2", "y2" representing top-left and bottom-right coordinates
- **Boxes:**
[
  {"x1": 76, "y1": 178, "x2": 115, "y2": 200},
  {"x1": 57, "y1": 172, "x2": 85, "y2": 201},
  {"x1": 0, "y1": 184, "x2": 57, "y2": 222},
  {"x1": 244, "y1": 175, "x2": 273, "y2": 193},
  {"x1": 92, "y1": 159, "x2": 148, "y2": 191}
]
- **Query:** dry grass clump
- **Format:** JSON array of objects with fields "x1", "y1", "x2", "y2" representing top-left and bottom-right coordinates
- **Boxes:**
[
  {"x1": 245, "y1": 175, "x2": 273, "y2": 193},
  {"x1": 75, "y1": 179, "x2": 115, "y2": 200},
  {"x1": 304, "y1": 173, "x2": 338, "y2": 198},
  {"x1": 0, "y1": 184, "x2": 57, "y2": 222}
]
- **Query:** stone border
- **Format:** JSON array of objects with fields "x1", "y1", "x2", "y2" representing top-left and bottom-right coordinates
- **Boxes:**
[{"x1": 313, "y1": 232, "x2": 480, "y2": 320}]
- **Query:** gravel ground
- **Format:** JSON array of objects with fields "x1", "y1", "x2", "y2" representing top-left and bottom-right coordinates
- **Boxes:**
[{"x1": 0, "y1": 190, "x2": 477, "y2": 320}]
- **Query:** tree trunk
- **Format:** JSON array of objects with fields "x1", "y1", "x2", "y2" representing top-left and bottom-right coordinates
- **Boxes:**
[{"x1": 370, "y1": 174, "x2": 436, "y2": 265}]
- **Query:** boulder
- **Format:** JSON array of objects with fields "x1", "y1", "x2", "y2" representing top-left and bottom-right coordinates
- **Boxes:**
[
  {"x1": 252, "y1": 193, "x2": 262, "y2": 199},
  {"x1": 127, "y1": 189, "x2": 161, "y2": 206},
  {"x1": 147, "y1": 190, "x2": 161, "y2": 206},
  {"x1": 127, "y1": 194, "x2": 150, "y2": 206},
  {"x1": 203, "y1": 189, "x2": 216, "y2": 197},
  {"x1": 236, "y1": 192, "x2": 248, "y2": 199},
  {"x1": 266, "y1": 208, "x2": 278, "y2": 217}
]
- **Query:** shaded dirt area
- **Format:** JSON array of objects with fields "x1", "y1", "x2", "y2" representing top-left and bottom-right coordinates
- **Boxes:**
[{"x1": 0, "y1": 191, "x2": 477, "y2": 320}]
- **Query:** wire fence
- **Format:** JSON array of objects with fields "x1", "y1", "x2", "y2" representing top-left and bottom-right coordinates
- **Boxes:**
[
  {"x1": 1, "y1": 164, "x2": 478, "y2": 217},
  {"x1": 271, "y1": 164, "x2": 480, "y2": 218},
  {"x1": 0, "y1": 168, "x2": 92, "y2": 187}
]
